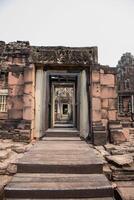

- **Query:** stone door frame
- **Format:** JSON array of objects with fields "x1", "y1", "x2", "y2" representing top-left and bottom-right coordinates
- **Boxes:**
[
  {"x1": 45, "y1": 71, "x2": 80, "y2": 131},
  {"x1": 35, "y1": 66, "x2": 91, "y2": 139}
]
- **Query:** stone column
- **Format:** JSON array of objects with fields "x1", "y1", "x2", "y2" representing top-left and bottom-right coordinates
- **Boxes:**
[
  {"x1": 35, "y1": 69, "x2": 46, "y2": 138},
  {"x1": 80, "y1": 70, "x2": 89, "y2": 138}
]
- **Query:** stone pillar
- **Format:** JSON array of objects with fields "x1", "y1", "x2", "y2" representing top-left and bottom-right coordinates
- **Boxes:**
[
  {"x1": 80, "y1": 70, "x2": 89, "y2": 138},
  {"x1": 35, "y1": 69, "x2": 46, "y2": 138}
]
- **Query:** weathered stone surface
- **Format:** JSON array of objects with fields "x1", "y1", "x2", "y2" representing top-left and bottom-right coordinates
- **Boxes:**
[
  {"x1": 8, "y1": 72, "x2": 23, "y2": 85},
  {"x1": 110, "y1": 130, "x2": 127, "y2": 144},
  {"x1": 12, "y1": 145, "x2": 27, "y2": 153},
  {"x1": 101, "y1": 109, "x2": 108, "y2": 119},
  {"x1": 95, "y1": 146, "x2": 110, "y2": 157},
  {"x1": 116, "y1": 184, "x2": 134, "y2": 200},
  {"x1": 92, "y1": 83, "x2": 101, "y2": 98},
  {"x1": 101, "y1": 98, "x2": 109, "y2": 109},
  {"x1": 108, "y1": 110, "x2": 117, "y2": 120},
  {"x1": 106, "y1": 155, "x2": 133, "y2": 166},
  {"x1": 0, "y1": 143, "x2": 13, "y2": 150},
  {"x1": 7, "y1": 164, "x2": 17, "y2": 174},
  {"x1": 100, "y1": 74, "x2": 115, "y2": 86},
  {"x1": 92, "y1": 70, "x2": 100, "y2": 82},
  {"x1": 0, "y1": 150, "x2": 9, "y2": 160},
  {"x1": 92, "y1": 97, "x2": 101, "y2": 110},
  {"x1": 92, "y1": 110, "x2": 101, "y2": 122},
  {"x1": 101, "y1": 87, "x2": 117, "y2": 99}
]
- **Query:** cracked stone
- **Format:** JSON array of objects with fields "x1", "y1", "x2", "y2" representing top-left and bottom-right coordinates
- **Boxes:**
[{"x1": 106, "y1": 154, "x2": 133, "y2": 166}]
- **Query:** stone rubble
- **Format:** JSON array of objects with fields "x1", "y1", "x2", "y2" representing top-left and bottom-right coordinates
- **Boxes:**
[
  {"x1": 0, "y1": 138, "x2": 34, "y2": 199},
  {"x1": 94, "y1": 128, "x2": 134, "y2": 200}
]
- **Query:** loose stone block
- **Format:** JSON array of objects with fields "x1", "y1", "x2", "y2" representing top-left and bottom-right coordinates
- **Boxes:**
[
  {"x1": 110, "y1": 130, "x2": 127, "y2": 144},
  {"x1": 106, "y1": 154, "x2": 133, "y2": 166}
]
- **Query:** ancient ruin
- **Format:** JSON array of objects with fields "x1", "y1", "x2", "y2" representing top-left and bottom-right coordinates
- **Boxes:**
[
  {"x1": 0, "y1": 41, "x2": 134, "y2": 199},
  {"x1": 0, "y1": 41, "x2": 134, "y2": 144}
]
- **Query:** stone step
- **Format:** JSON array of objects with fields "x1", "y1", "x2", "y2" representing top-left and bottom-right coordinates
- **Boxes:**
[
  {"x1": 109, "y1": 124, "x2": 122, "y2": 129},
  {"x1": 17, "y1": 162, "x2": 103, "y2": 174},
  {"x1": 45, "y1": 129, "x2": 79, "y2": 137},
  {"x1": 15, "y1": 141, "x2": 103, "y2": 174},
  {"x1": 5, "y1": 173, "x2": 113, "y2": 199},
  {"x1": 93, "y1": 131, "x2": 107, "y2": 146},
  {"x1": 93, "y1": 126, "x2": 106, "y2": 131},
  {"x1": 109, "y1": 121, "x2": 121, "y2": 125},
  {"x1": 6, "y1": 198, "x2": 115, "y2": 200}
]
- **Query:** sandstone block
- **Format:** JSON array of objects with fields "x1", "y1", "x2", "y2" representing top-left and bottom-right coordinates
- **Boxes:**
[
  {"x1": 101, "y1": 86, "x2": 117, "y2": 98},
  {"x1": 23, "y1": 94, "x2": 32, "y2": 107},
  {"x1": 101, "y1": 98, "x2": 108, "y2": 108},
  {"x1": 110, "y1": 130, "x2": 127, "y2": 144},
  {"x1": 92, "y1": 71, "x2": 100, "y2": 82},
  {"x1": 102, "y1": 119, "x2": 108, "y2": 127},
  {"x1": 101, "y1": 109, "x2": 108, "y2": 119},
  {"x1": 108, "y1": 99, "x2": 117, "y2": 110},
  {"x1": 8, "y1": 109, "x2": 23, "y2": 119},
  {"x1": 92, "y1": 83, "x2": 101, "y2": 97},
  {"x1": 92, "y1": 97, "x2": 101, "y2": 110},
  {"x1": 108, "y1": 110, "x2": 117, "y2": 120},
  {"x1": 23, "y1": 107, "x2": 32, "y2": 120},
  {"x1": 24, "y1": 84, "x2": 32, "y2": 94},
  {"x1": 8, "y1": 96, "x2": 23, "y2": 110},
  {"x1": 9, "y1": 85, "x2": 23, "y2": 96},
  {"x1": 92, "y1": 110, "x2": 101, "y2": 122},
  {"x1": 100, "y1": 74, "x2": 115, "y2": 86},
  {"x1": 8, "y1": 72, "x2": 23, "y2": 85},
  {"x1": 106, "y1": 154, "x2": 133, "y2": 166},
  {"x1": 24, "y1": 69, "x2": 32, "y2": 83}
]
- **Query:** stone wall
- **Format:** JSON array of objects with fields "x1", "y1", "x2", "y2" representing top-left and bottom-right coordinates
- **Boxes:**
[
  {"x1": 92, "y1": 66, "x2": 117, "y2": 144},
  {"x1": 0, "y1": 41, "x2": 33, "y2": 142},
  {"x1": 92, "y1": 66, "x2": 117, "y2": 125}
]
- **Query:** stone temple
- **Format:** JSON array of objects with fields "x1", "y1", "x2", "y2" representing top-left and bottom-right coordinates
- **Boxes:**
[{"x1": 0, "y1": 41, "x2": 134, "y2": 145}]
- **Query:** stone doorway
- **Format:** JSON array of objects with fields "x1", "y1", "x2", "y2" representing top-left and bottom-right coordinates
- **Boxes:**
[
  {"x1": 35, "y1": 69, "x2": 90, "y2": 139},
  {"x1": 48, "y1": 73, "x2": 79, "y2": 129},
  {"x1": 51, "y1": 83, "x2": 76, "y2": 128}
]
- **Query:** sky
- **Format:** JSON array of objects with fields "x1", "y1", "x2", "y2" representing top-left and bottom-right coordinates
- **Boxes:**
[{"x1": 0, "y1": 0, "x2": 134, "y2": 67}]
